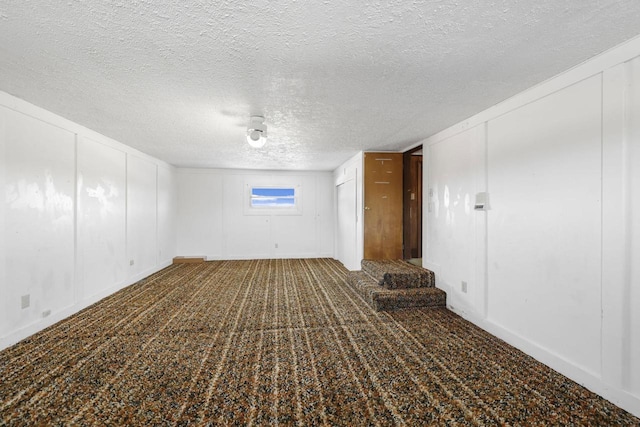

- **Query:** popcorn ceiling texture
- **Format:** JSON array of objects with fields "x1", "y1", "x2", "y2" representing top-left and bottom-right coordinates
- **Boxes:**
[{"x1": 1, "y1": 1, "x2": 640, "y2": 170}]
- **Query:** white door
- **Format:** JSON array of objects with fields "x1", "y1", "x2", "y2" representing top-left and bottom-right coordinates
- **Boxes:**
[{"x1": 337, "y1": 179, "x2": 358, "y2": 270}]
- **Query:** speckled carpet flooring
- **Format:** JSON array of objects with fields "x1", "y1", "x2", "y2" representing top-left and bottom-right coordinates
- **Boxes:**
[{"x1": 1, "y1": 259, "x2": 638, "y2": 426}]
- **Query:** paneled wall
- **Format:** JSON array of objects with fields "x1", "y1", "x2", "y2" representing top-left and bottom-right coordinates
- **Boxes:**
[
  {"x1": 426, "y1": 124, "x2": 486, "y2": 316},
  {"x1": 0, "y1": 92, "x2": 177, "y2": 350},
  {"x1": 176, "y1": 169, "x2": 334, "y2": 260},
  {"x1": 423, "y1": 38, "x2": 640, "y2": 416},
  {"x1": 487, "y1": 76, "x2": 603, "y2": 375},
  {"x1": 333, "y1": 152, "x2": 363, "y2": 271},
  {"x1": 3, "y1": 110, "x2": 76, "y2": 337},
  {"x1": 77, "y1": 136, "x2": 127, "y2": 301}
]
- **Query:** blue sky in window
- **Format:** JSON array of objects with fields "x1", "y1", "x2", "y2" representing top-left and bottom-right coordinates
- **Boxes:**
[{"x1": 251, "y1": 187, "x2": 295, "y2": 207}]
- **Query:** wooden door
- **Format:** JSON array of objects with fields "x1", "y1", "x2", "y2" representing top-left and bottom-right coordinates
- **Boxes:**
[
  {"x1": 364, "y1": 152, "x2": 403, "y2": 259},
  {"x1": 403, "y1": 149, "x2": 423, "y2": 259}
]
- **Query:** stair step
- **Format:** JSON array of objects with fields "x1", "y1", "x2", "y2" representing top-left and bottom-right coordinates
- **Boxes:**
[
  {"x1": 361, "y1": 259, "x2": 435, "y2": 289},
  {"x1": 347, "y1": 271, "x2": 446, "y2": 312},
  {"x1": 173, "y1": 256, "x2": 206, "y2": 264}
]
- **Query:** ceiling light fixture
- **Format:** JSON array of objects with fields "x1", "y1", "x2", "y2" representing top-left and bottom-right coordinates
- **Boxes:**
[{"x1": 247, "y1": 116, "x2": 267, "y2": 148}]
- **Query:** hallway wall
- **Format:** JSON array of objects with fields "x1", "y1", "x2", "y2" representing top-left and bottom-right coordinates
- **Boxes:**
[
  {"x1": 0, "y1": 92, "x2": 177, "y2": 350},
  {"x1": 423, "y1": 37, "x2": 640, "y2": 416}
]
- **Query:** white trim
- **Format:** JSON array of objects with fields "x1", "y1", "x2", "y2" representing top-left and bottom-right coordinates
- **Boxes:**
[
  {"x1": 178, "y1": 167, "x2": 329, "y2": 176},
  {"x1": 448, "y1": 306, "x2": 640, "y2": 417},
  {"x1": 406, "y1": 35, "x2": 640, "y2": 151},
  {"x1": 0, "y1": 260, "x2": 172, "y2": 351},
  {"x1": 422, "y1": 33, "x2": 640, "y2": 418},
  {"x1": 244, "y1": 184, "x2": 302, "y2": 216},
  {"x1": 0, "y1": 90, "x2": 178, "y2": 351},
  {"x1": 0, "y1": 93, "x2": 173, "y2": 170}
]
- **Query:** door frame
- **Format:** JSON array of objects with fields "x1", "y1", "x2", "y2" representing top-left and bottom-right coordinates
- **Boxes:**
[{"x1": 403, "y1": 145, "x2": 423, "y2": 260}]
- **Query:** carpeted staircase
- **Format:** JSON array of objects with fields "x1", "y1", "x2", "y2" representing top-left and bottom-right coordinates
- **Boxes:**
[{"x1": 346, "y1": 259, "x2": 446, "y2": 311}]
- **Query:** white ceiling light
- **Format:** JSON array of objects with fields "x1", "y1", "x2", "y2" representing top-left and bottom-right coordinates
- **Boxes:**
[{"x1": 247, "y1": 116, "x2": 267, "y2": 148}]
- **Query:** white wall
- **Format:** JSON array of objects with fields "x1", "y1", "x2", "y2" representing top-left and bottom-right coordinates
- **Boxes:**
[
  {"x1": 423, "y1": 36, "x2": 640, "y2": 417},
  {"x1": 333, "y1": 152, "x2": 363, "y2": 271},
  {"x1": 488, "y1": 76, "x2": 603, "y2": 375},
  {"x1": 425, "y1": 124, "x2": 487, "y2": 316},
  {"x1": 0, "y1": 92, "x2": 177, "y2": 350},
  {"x1": 630, "y1": 59, "x2": 640, "y2": 397},
  {"x1": 77, "y1": 136, "x2": 127, "y2": 301},
  {"x1": 176, "y1": 168, "x2": 334, "y2": 260},
  {"x1": 603, "y1": 56, "x2": 640, "y2": 399}
]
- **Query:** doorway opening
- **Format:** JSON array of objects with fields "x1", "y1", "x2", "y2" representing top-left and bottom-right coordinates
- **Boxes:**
[{"x1": 403, "y1": 145, "x2": 423, "y2": 264}]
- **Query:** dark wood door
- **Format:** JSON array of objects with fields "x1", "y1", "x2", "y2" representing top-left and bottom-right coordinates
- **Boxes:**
[
  {"x1": 364, "y1": 152, "x2": 403, "y2": 260},
  {"x1": 403, "y1": 149, "x2": 423, "y2": 259}
]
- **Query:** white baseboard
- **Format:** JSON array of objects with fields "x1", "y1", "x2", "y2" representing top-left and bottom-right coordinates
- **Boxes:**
[
  {"x1": 0, "y1": 260, "x2": 174, "y2": 351},
  {"x1": 448, "y1": 306, "x2": 640, "y2": 418}
]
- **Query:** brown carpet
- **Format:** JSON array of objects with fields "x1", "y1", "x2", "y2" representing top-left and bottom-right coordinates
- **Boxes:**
[{"x1": 0, "y1": 259, "x2": 638, "y2": 426}]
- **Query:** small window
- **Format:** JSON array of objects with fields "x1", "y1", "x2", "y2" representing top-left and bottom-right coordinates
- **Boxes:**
[
  {"x1": 251, "y1": 187, "x2": 296, "y2": 208},
  {"x1": 244, "y1": 182, "x2": 303, "y2": 216}
]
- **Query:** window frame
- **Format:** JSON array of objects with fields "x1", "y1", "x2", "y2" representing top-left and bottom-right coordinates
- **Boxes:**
[{"x1": 244, "y1": 182, "x2": 303, "y2": 216}]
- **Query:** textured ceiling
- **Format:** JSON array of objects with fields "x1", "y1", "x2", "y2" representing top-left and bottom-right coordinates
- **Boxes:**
[{"x1": 1, "y1": 1, "x2": 640, "y2": 171}]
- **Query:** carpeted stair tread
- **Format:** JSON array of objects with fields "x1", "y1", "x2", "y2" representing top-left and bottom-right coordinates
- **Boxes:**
[
  {"x1": 361, "y1": 259, "x2": 435, "y2": 289},
  {"x1": 347, "y1": 271, "x2": 446, "y2": 312}
]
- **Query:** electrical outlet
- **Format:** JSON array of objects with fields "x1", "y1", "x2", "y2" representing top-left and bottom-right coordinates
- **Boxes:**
[
  {"x1": 130, "y1": 259, "x2": 135, "y2": 266},
  {"x1": 275, "y1": 243, "x2": 279, "y2": 249},
  {"x1": 461, "y1": 281, "x2": 468, "y2": 293},
  {"x1": 21, "y1": 294, "x2": 30, "y2": 309},
  {"x1": 42, "y1": 309, "x2": 51, "y2": 318}
]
